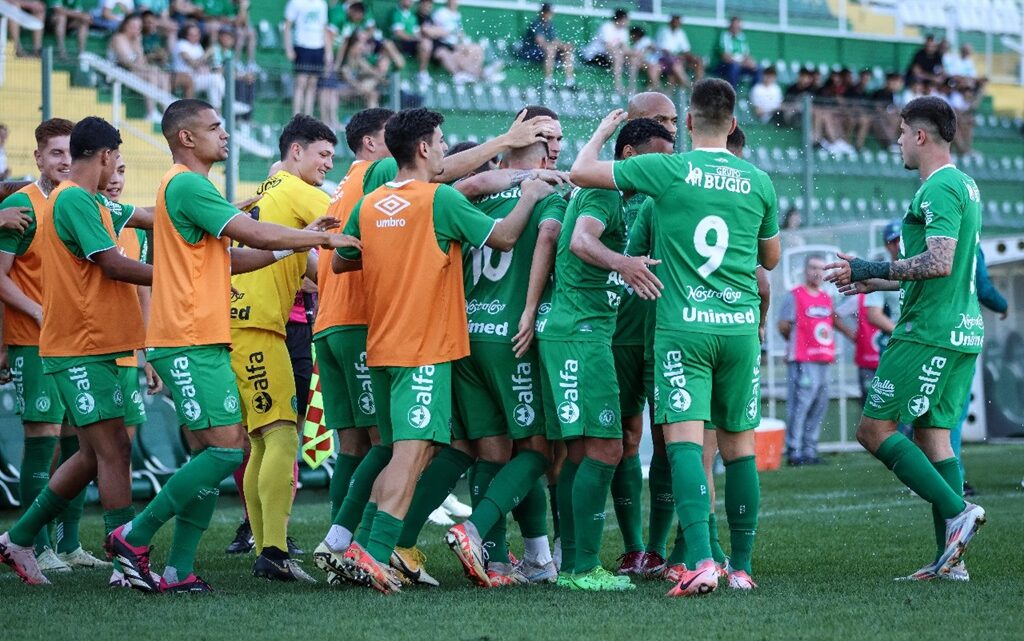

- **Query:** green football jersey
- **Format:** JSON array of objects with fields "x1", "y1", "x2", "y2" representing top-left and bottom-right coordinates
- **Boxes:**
[
  {"x1": 896, "y1": 164, "x2": 983, "y2": 353},
  {"x1": 625, "y1": 198, "x2": 657, "y2": 344},
  {"x1": 464, "y1": 188, "x2": 567, "y2": 343},
  {"x1": 536, "y1": 187, "x2": 626, "y2": 343},
  {"x1": 613, "y1": 193, "x2": 651, "y2": 347},
  {"x1": 613, "y1": 149, "x2": 779, "y2": 337}
]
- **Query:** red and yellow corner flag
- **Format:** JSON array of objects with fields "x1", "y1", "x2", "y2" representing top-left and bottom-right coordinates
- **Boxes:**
[{"x1": 302, "y1": 345, "x2": 334, "y2": 468}]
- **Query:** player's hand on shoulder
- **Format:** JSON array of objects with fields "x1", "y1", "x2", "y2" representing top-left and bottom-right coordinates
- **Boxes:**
[
  {"x1": 520, "y1": 177, "x2": 556, "y2": 201},
  {"x1": 0, "y1": 207, "x2": 32, "y2": 232},
  {"x1": 617, "y1": 255, "x2": 663, "y2": 300},
  {"x1": 531, "y1": 169, "x2": 571, "y2": 188},
  {"x1": 234, "y1": 194, "x2": 262, "y2": 212},
  {"x1": 305, "y1": 216, "x2": 340, "y2": 232},
  {"x1": 324, "y1": 234, "x2": 362, "y2": 250}
]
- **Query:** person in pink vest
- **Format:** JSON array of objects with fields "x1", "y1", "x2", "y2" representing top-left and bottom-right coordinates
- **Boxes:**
[
  {"x1": 839, "y1": 290, "x2": 896, "y2": 398},
  {"x1": 777, "y1": 254, "x2": 855, "y2": 465}
]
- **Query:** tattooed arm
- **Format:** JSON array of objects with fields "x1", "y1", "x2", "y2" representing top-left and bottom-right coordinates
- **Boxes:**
[
  {"x1": 825, "y1": 237, "x2": 956, "y2": 291},
  {"x1": 453, "y1": 168, "x2": 568, "y2": 201}
]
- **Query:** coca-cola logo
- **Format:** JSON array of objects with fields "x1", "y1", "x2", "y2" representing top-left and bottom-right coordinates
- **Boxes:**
[
  {"x1": 685, "y1": 285, "x2": 742, "y2": 304},
  {"x1": 466, "y1": 299, "x2": 506, "y2": 315}
]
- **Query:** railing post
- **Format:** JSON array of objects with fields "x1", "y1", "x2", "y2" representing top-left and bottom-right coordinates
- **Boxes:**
[
  {"x1": 41, "y1": 46, "x2": 52, "y2": 120},
  {"x1": 716, "y1": 0, "x2": 724, "y2": 23},
  {"x1": 674, "y1": 87, "x2": 687, "y2": 152},
  {"x1": 111, "y1": 80, "x2": 122, "y2": 128},
  {"x1": 390, "y1": 72, "x2": 401, "y2": 112},
  {"x1": 780, "y1": 0, "x2": 788, "y2": 30},
  {"x1": 801, "y1": 93, "x2": 815, "y2": 227},
  {"x1": 224, "y1": 50, "x2": 237, "y2": 202}
]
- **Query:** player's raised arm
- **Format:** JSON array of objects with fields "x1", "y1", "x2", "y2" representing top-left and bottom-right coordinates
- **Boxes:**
[
  {"x1": 569, "y1": 109, "x2": 628, "y2": 189},
  {"x1": 513, "y1": 217, "x2": 561, "y2": 358},
  {"x1": 454, "y1": 167, "x2": 569, "y2": 201},
  {"x1": 438, "y1": 110, "x2": 557, "y2": 182}
]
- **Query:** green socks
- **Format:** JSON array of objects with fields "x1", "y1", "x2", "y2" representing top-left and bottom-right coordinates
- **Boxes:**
[
  {"x1": 666, "y1": 524, "x2": 686, "y2": 566},
  {"x1": 875, "y1": 433, "x2": 966, "y2": 519},
  {"x1": 708, "y1": 512, "x2": 727, "y2": 564},
  {"x1": 931, "y1": 457, "x2": 963, "y2": 559},
  {"x1": 329, "y1": 453, "x2": 363, "y2": 519},
  {"x1": 355, "y1": 501, "x2": 376, "y2": 547},
  {"x1": 470, "y1": 451, "x2": 549, "y2": 564},
  {"x1": 9, "y1": 487, "x2": 69, "y2": 548},
  {"x1": 555, "y1": 460, "x2": 578, "y2": 573},
  {"x1": 334, "y1": 445, "x2": 391, "y2": 531},
  {"x1": 572, "y1": 456, "x2": 616, "y2": 574},
  {"x1": 611, "y1": 454, "x2": 644, "y2": 554},
  {"x1": 646, "y1": 453, "x2": 674, "y2": 557},
  {"x1": 467, "y1": 459, "x2": 503, "y2": 560},
  {"x1": 724, "y1": 455, "x2": 759, "y2": 574},
  {"x1": 126, "y1": 447, "x2": 243, "y2": 547},
  {"x1": 19, "y1": 435, "x2": 57, "y2": 552},
  {"x1": 511, "y1": 478, "x2": 549, "y2": 539},
  {"x1": 548, "y1": 483, "x2": 559, "y2": 539},
  {"x1": 165, "y1": 489, "x2": 220, "y2": 579},
  {"x1": 395, "y1": 446, "x2": 474, "y2": 548},
  {"x1": 56, "y1": 436, "x2": 86, "y2": 554},
  {"x1": 667, "y1": 441, "x2": 712, "y2": 568},
  {"x1": 365, "y1": 509, "x2": 403, "y2": 564},
  {"x1": 103, "y1": 506, "x2": 136, "y2": 536}
]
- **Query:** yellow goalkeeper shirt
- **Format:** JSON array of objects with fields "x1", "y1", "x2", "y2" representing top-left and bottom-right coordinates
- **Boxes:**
[{"x1": 230, "y1": 169, "x2": 329, "y2": 336}]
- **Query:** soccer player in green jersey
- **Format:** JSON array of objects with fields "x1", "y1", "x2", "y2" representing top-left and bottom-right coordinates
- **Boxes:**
[
  {"x1": 571, "y1": 79, "x2": 782, "y2": 596},
  {"x1": 537, "y1": 118, "x2": 672, "y2": 592},
  {"x1": 825, "y1": 96, "x2": 986, "y2": 580},
  {"x1": 614, "y1": 92, "x2": 679, "y2": 576},
  {"x1": 441, "y1": 141, "x2": 563, "y2": 587}
]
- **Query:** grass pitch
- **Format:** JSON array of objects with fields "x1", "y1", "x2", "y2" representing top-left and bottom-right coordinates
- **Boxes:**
[{"x1": 3, "y1": 444, "x2": 1023, "y2": 641}]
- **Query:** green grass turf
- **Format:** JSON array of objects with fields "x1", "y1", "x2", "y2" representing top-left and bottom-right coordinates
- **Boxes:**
[{"x1": 3, "y1": 444, "x2": 1023, "y2": 641}]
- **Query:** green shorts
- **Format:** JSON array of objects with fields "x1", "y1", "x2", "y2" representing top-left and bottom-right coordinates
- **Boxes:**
[
  {"x1": 48, "y1": 359, "x2": 125, "y2": 428},
  {"x1": 9, "y1": 345, "x2": 66, "y2": 424},
  {"x1": 862, "y1": 339, "x2": 977, "y2": 429},
  {"x1": 613, "y1": 344, "x2": 646, "y2": 418},
  {"x1": 119, "y1": 366, "x2": 147, "y2": 427},
  {"x1": 452, "y1": 342, "x2": 545, "y2": 442},
  {"x1": 149, "y1": 345, "x2": 242, "y2": 431},
  {"x1": 370, "y1": 363, "x2": 452, "y2": 447},
  {"x1": 537, "y1": 339, "x2": 621, "y2": 441},
  {"x1": 314, "y1": 327, "x2": 376, "y2": 430},
  {"x1": 653, "y1": 330, "x2": 761, "y2": 432}
]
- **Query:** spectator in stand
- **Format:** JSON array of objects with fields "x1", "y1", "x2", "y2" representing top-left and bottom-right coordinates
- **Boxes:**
[
  {"x1": 581, "y1": 8, "x2": 643, "y2": 95},
  {"x1": 713, "y1": 15, "x2": 760, "y2": 88},
  {"x1": 905, "y1": 34, "x2": 943, "y2": 84},
  {"x1": 944, "y1": 43, "x2": 982, "y2": 90},
  {"x1": 934, "y1": 78, "x2": 982, "y2": 155},
  {"x1": 900, "y1": 76, "x2": 928, "y2": 108},
  {"x1": 109, "y1": 13, "x2": 171, "y2": 122},
  {"x1": 813, "y1": 69, "x2": 855, "y2": 154},
  {"x1": 780, "y1": 66, "x2": 817, "y2": 125},
  {"x1": 778, "y1": 255, "x2": 856, "y2": 466},
  {"x1": 339, "y1": 31, "x2": 384, "y2": 108},
  {"x1": 845, "y1": 68, "x2": 875, "y2": 151},
  {"x1": 329, "y1": 1, "x2": 403, "y2": 75},
  {"x1": 390, "y1": 0, "x2": 432, "y2": 85},
  {"x1": 204, "y1": 1, "x2": 257, "y2": 65},
  {"x1": 652, "y1": 14, "x2": 703, "y2": 89},
  {"x1": 50, "y1": 0, "x2": 92, "y2": 59},
  {"x1": 0, "y1": 124, "x2": 9, "y2": 180},
  {"x1": 420, "y1": 0, "x2": 501, "y2": 85},
  {"x1": 284, "y1": 0, "x2": 332, "y2": 116},
  {"x1": 854, "y1": 71, "x2": 902, "y2": 150},
  {"x1": 170, "y1": 0, "x2": 204, "y2": 27},
  {"x1": 212, "y1": 25, "x2": 258, "y2": 117},
  {"x1": 517, "y1": 3, "x2": 576, "y2": 90},
  {"x1": 750, "y1": 65, "x2": 783, "y2": 124},
  {"x1": 92, "y1": 0, "x2": 135, "y2": 33},
  {"x1": 782, "y1": 207, "x2": 801, "y2": 231},
  {"x1": 140, "y1": 10, "x2": 172, "y2": 67},
  {"x1": 9, "y1": 1, "x2": 45, "y2": 57},
  {"x1": 137, "y1": 0, "x2": 179, "y2": 33},
  {"x1": 172, "y1": 20, "x2": 227, "y2": 110}
]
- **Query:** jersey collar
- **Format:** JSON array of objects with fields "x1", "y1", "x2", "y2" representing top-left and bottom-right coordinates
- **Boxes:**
[
  {"x1": 922, "y1": 163, "x2": 956, "y2": 181},
  {"x1": 693, "y1": 147, "x2": 731, "y2": 153},
  {"x1": 386, "y1": 179, "x2": 415, "y2": 188}
]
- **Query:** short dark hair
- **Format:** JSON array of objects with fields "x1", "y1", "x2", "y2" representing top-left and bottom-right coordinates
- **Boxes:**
[
  {"x1": 384, "y1": 108, "x2": 444, "y2": 167},
  {"x1": 901, "y1": 96, "x2": 957, "y2": 143},
  {"x1": 614, "y1": 118, "x2": 674, "y2": 159},
  {"x1": 70, "y1": 117, "x2": 121, "y2": 160},
  {"x1": 35, "y1": 118, "x2": 75, "y2": 147},
  {"x1": 161, "y1": 98, "x2": 214, "y2": 140},
  {"x1": 689, "y1": 78, "x2": 736, "y2": 133},
  {"x1": 279, "y1": 114, "x2": 337, "y2": 159},
  {"x1": 764, "y1": 65, "x2": 777, "y2": 75},
  {"x1": 518, "y1": 105, "x2": 559, "y2": 122},
  {"x1": 726, "y1": 125, "x2": 746, "y2": 154},
  {"x1": 345, "y1": 108, "x2": 395, "y2": 153},
  {"x1": 613, "y1": 8, "x2": 628, "y2": 21},
  {"x1": 447, "y1": 141, "x2": 495, "y2": 175},
  {"x1": 539, "y1": 3, "x2": 552, "y2": 13},
  {"x1": 349, "y1": 1, "x2": 365, "y2": 12}
]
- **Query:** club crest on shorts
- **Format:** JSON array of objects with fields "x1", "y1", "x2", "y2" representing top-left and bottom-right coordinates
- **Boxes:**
[
  {"x1": 34, "y1": 395, "x2": 49, "y2": 413},
  {"x1": 75, "y1": 392, "x2": 95, "y2": 415},
  {"x1": 557, "y1": 401, "x2": 580, "y2": 424},
  {"x1": 408, "y1": 404, "x2": 431, "y2": 429},
  {"x1": 358, "y1": 391, "x2": 375, "y2": 415},
  {"x1": 514, "y1": 403, "x2": 535, "y2": 427},
  {"x1": 599, "y1": 409, "x2": 616, "y2": 427},
  {"x1": 112, "y1": 386, "x2": 124, "y2": 408},
  {"x1": 183, "y1": 398, "x2": 203, "y2": 422},
  {"x1": 669, "y1": 388, "x2": 691, "y2": 412},
  {"x1": 908, "y1": 394, "x2": 930, "y2": 418},
  {"x1": 223, "y1": 394, "x2": 239, "y2": 413}
]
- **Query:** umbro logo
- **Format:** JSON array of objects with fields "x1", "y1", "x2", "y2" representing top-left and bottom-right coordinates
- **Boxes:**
[{"x1": 374, "y1": 194, "x2": 411, "y2": 217}]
